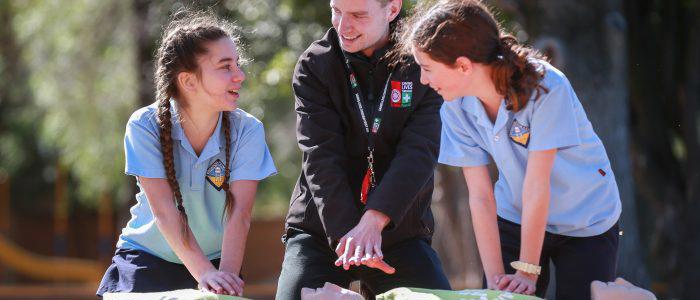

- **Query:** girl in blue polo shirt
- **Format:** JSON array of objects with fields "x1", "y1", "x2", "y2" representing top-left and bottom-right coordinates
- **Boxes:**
[
  {"x1": 96, "y1": 12, "x2": 276, "y2": 297},
  {"x1": 400, "y1": 1, "x2": 621, "y2": 299}
]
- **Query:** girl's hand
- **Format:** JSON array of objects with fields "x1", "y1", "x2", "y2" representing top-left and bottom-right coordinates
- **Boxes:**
[
  {"x1": 496, "y1": 271, "x2": 537, "y2": 295},
  {"x1": 488, "y1": 274, "x2": 507, "y2": 290},
  {"x1": 198, "y1": 269, "x2": 244, "y2": 296}
]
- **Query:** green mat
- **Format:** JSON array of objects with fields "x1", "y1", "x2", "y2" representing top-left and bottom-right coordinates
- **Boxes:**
[
  {"x1": 377, "y1": 287, "x2": 544, "y2": 300},
  {"x1": 103, "y1": 289, "x2": 251, "y2": 300},
  {"x1": 104, "y1": 287, "x2": 543, "y2": 300}
]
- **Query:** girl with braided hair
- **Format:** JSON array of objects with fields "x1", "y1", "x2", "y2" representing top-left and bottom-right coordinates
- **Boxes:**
[
  {"x1": 96, "y1": 11, "x2": 276, "y2": 297},
  {"x1": 398, "y1": 1, "x2": 621, "y2": 299}
]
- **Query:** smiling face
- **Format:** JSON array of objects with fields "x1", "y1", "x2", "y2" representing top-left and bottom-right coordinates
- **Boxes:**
[
  {"x1": 413, "y1": 47, "x2": 474, "y2": 102},
  {"x1": 330, "y1": 0, "x2": 401, "y2": 56},
  {"x1": 179, "y1": 37, "x2": 245, "y2": 111}
]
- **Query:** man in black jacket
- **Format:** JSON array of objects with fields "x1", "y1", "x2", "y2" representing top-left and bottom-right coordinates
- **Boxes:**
[{"x1": 276, "y1": 1, "x2": 451, "y2": 299}]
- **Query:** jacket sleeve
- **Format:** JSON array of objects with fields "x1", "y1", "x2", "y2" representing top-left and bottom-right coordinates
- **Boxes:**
[
  {"x1": 293, "y1": 52, "x2": 362, "y2": 245},
  {"x1": 364, "y1": 87, "x2": 442, "y2": 230}
]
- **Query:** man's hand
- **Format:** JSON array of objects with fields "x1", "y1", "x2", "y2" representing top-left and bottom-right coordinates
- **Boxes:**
[
  {"x1": 334, "y1": 209, "x2": 395, "y2": 274},
  {"x1": 363, "y1": 257, "x2": 396, "y2": 274}
]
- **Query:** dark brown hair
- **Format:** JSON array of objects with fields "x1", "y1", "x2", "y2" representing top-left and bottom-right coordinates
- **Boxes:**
[
  {"x1": 399, "y1": 0, "x2": 548, "y2": 111},
  {"x1": 153, "y1": 10, "x2": 241, "y2": 244}
]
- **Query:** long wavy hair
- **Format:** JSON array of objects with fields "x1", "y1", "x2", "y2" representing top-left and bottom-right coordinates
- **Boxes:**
[{"x1": 398, "y1": 0, "x2": 548, "y2": 111}]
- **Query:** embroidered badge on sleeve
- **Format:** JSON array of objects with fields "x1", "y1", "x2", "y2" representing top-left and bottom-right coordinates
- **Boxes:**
[{"x1": 390, "y1": 81, "x2": 412, "y2": 108}]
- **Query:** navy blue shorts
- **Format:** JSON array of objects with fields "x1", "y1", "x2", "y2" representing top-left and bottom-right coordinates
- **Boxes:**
[
  {"x1": 96, "y1": 248, "x2": 220, "y2": 297},
  {"x1": 489, "y1": 217, "x2": 619, "y2": 300}
]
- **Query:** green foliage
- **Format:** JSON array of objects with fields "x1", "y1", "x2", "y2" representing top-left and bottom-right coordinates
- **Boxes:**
[
  {"x1": 0, "y1": 0, "x2": 35, "y2": 177},
  {"x1": 12, "y1": 0, "x2": 137, "y2": 204}
]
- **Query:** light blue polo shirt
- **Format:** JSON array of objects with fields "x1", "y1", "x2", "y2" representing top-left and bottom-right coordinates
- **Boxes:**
[
  {"x1": 116, "y1": 100, "x2": 277, "y2": 263},
  {"x1": 439, "y1": 60, "x2": 621, "y2": 237}
]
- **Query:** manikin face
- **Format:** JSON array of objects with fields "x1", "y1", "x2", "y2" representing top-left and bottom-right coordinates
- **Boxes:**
[
  {"x1": 179, "y1": 37, "x2": 245, "y2": 111},
  {"x1": 413, "y1": 48, "x2": 476, "y2": 102},
  {"x1": 330, "y1": 0, "x2": 401, "y2": 56},
  {"x1": 301, "y1": 282, "x2": 364, "y2": 300},
  {"x1": 590, "y1": 278, "x2": 657, "y2": 300}
]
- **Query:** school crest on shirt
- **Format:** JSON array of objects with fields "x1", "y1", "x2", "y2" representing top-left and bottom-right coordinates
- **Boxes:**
[
  {"x1": 390, "y1": 81, "x2": 412, "y2": 108},
  {"x1": 206, "y1": 159, "x2": 226, "y2": 191},
  {"x1": 509, "y1": 119, "x2": 530, "y2": 148}
]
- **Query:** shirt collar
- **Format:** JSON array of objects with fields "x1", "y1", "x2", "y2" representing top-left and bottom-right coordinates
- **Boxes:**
[
  {"x1": 462, "y1": 96, "x2": 489, "y2": 127},
  {"x1": 462, "y1": 96, "x2": 510, "y2": 134}
]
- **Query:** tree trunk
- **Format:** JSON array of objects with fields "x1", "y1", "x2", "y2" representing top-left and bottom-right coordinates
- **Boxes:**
[
  {"x1": 132, "y1": 0, "x2": 156, "y2": 108},
  {"x1": 625, "y1": 0, "x2": 700, "y2": 297},
  {"x1": 432, "y1": 165, "x2": 483, "y2": 289},
  {"x1": 53, "y1": 162, "x2": 68, "y2": 256},
  {"x1": 680, "y1": 3, "x2": 700, "y2": 296},
  {"x1": 97, "y1": 193, "x2": 114, "y2": 264}
]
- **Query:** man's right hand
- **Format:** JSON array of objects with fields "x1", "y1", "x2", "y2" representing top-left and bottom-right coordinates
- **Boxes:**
[
  {"x1": 333, "y1": 210, "x2": 395, "y2": 274},
  {"x1": 334, "y1": 237, "x2": 396, "y2": 274}
]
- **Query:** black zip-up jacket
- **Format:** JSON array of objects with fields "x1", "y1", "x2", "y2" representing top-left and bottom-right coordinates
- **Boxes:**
[{"x1": 285, "y1": 28, "x2": 443, "y2": 248}]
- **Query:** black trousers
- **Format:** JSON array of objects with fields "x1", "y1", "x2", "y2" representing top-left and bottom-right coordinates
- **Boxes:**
[
  {"x1": 494, "y1": 217, "x2": 619, "y2": 300},
  {"x1": 96, "y1": 248, "x2": 220, "y2": 297},
  {"x1": 275, "y1": 229, "x2": 451, "y2": 300}
]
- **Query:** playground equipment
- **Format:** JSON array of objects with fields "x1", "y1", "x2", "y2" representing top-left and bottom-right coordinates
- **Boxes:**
[{"x1": 0, "y1": 233, "x2": 103, "y2": 282}]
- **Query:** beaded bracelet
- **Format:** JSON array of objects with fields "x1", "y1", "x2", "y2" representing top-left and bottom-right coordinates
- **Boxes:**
[{"x1": 510, "y1": 261, "x2": 542, "y2": 275}]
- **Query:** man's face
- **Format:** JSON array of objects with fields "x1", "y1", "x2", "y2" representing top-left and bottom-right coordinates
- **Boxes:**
[{"x1": 330, "y1": 0, "x2": 400, "y2": 55}]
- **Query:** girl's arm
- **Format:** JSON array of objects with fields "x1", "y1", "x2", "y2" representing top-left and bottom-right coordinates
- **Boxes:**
[
  {"x1": 462, "y1": 165, "x2": 504, "y2": 289},
  {"x1": 518, "y1": 149, "x2": 557, "y2": 277},
  {"x1": 139, "y1": 177, "x2": 216, "y2": 280},
  {"x1": 139, "y1": 177, "x2": 240, "y2": 295},
  {"x1": 219, "y1": 180, "x2": 258, "y2": 276},
  {"x1": 498, "y1": 149, "x2": 556, "y2": 294}
]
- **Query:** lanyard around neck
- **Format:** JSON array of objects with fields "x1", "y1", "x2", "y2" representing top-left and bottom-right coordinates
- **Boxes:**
[
  {"x1": 340, "y1": 51, "x2": 396, "y2": 204},
  {"x1": 340, "y1": 51, "x2": 393, "y2": 150}
]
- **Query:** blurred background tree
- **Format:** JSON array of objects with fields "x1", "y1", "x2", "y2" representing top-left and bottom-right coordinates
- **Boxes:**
[{"x1": 11, "y1": 0, "x2": 137, "y2": 205}]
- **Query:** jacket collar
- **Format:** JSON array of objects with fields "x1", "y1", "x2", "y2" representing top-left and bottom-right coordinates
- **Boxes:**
[{"x1": 328, "y1": 28, "x2": 393, "y2": 67}]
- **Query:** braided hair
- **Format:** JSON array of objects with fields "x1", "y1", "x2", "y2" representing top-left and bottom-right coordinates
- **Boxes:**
[{"x1": 153, "y1": 10, "x2": 241, "y2": 244}]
